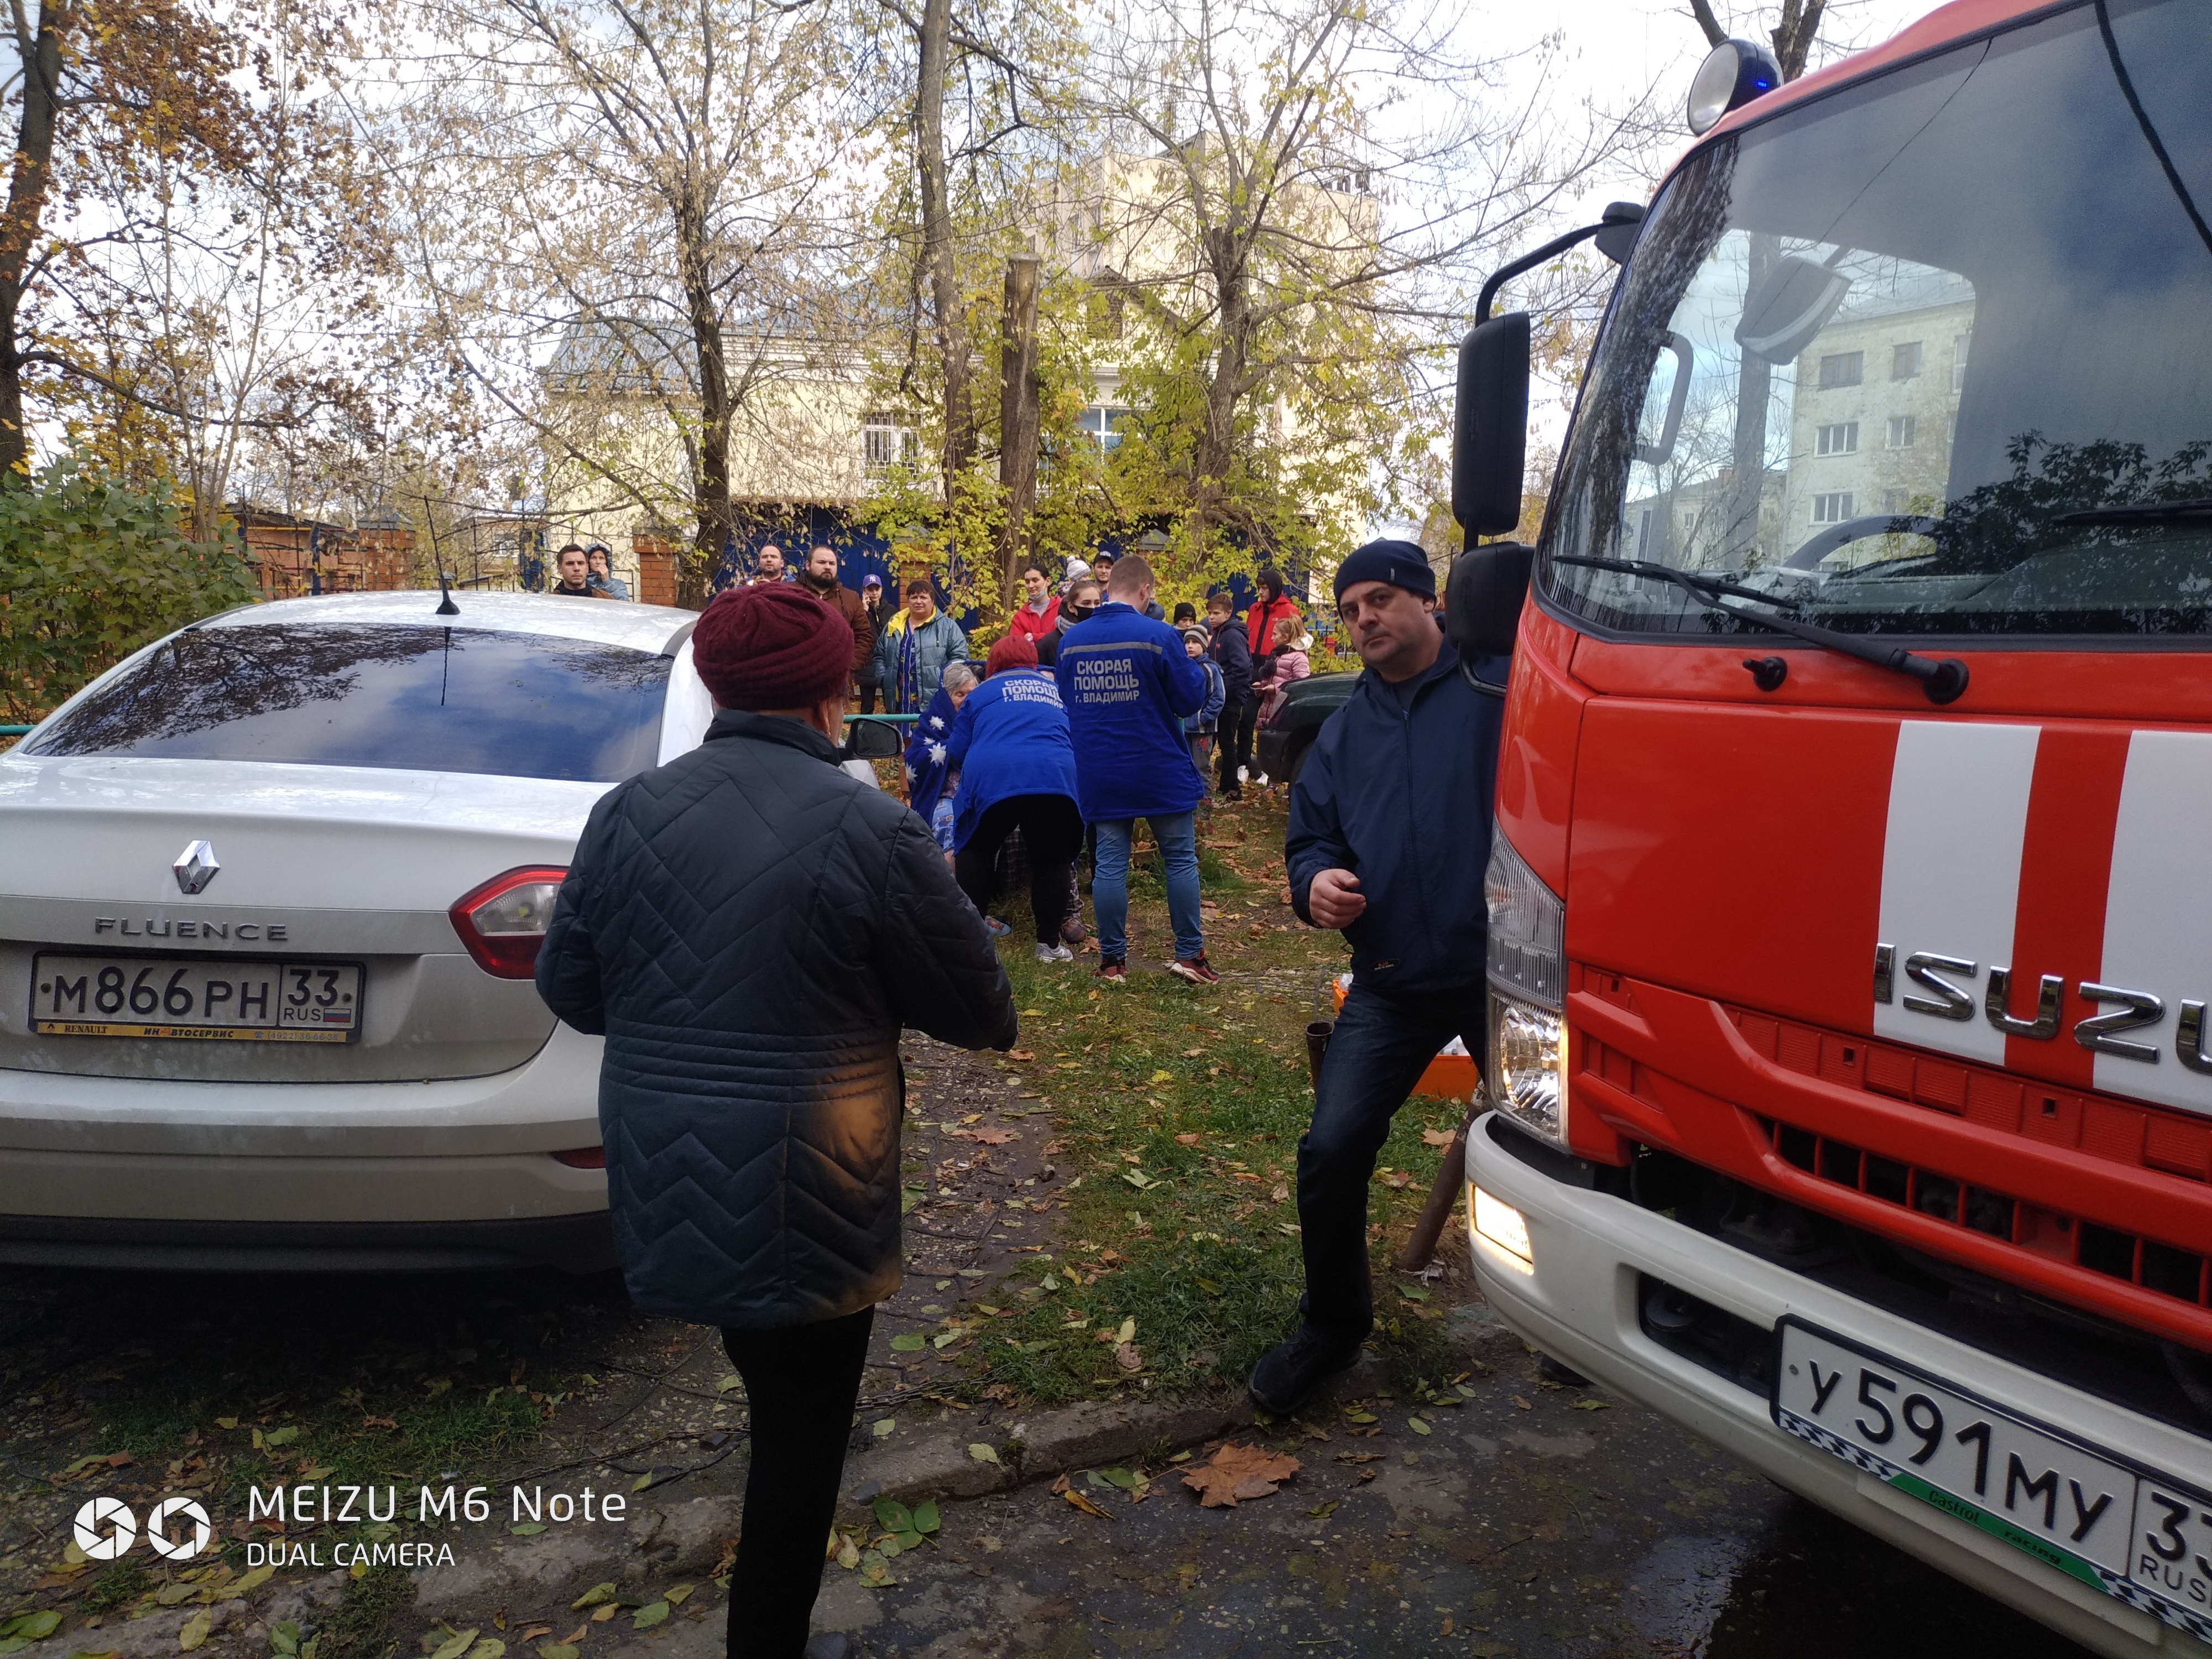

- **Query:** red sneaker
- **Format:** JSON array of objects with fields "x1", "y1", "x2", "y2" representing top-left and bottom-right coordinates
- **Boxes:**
[
  {"x1": 1095, "y1": 958, "x2": 1128, "y2": 984},
  {"x1": 1167, "y1": 954, "x2": 1221, "y2": 987}
]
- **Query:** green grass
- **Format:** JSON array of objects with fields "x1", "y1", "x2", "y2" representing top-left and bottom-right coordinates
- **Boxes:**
[{"x1": 953, "y1": 797, "x2": 1470, "y2": 1405}]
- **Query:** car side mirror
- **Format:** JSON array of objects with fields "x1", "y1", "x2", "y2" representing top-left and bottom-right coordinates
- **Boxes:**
[
  {"x1": 842, "y1": 717, "x2": 903, "y2": 761},
  {"x1": 1446, "y1": 541, "x2": 1535, "y2": 659},
  {"x1": 1453, "y1": 312, "x2": 1531, "y2": 541}
]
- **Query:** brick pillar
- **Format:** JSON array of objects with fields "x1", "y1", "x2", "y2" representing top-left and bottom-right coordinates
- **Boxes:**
[{"x1": 633, "y1": 530, "x2": 685, "y2": 609}]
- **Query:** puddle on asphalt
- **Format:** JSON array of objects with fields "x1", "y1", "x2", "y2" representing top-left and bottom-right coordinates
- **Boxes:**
[{"x1": 1627, "y1": 1496, "x2": 2098, "y2": 1657}]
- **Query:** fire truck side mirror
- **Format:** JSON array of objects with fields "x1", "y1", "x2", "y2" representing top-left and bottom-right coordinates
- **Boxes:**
[
  {"x1": 1446, "y1": 540, "x2": 1535, "y2": 659},
  {"x1": 1453, "y1": 312, "x2": 1531, "y2": 540}
]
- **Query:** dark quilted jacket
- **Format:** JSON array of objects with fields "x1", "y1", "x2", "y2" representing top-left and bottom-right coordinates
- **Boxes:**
[{"x1": 535, "y1": 709, "x2": 1017, "y2": 1328}]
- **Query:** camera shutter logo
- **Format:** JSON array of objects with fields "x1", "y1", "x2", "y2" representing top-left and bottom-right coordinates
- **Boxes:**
[
  {"x1": 72, "y1": 1496, "x2": 136, "y2": 1561},
  {"x1": 147, "y1": 1497, "x2": 213, "y2": 1559},
  {"x1": 70, "y1": 1496, "x2": 212, "y2": 1561}
]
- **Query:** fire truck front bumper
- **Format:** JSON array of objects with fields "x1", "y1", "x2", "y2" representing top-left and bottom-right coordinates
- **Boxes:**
[{"x1": 1463, "y1": 1112, "x2": 2208, "y2": 1659}]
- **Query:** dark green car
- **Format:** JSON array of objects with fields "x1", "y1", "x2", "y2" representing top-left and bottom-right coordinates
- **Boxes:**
[{"x1": 1253, "y1": 670, "x2": 1354, "y2": 790}]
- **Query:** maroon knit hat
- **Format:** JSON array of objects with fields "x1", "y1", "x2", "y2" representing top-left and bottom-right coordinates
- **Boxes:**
[{"x1": 691, "y1": 583, "x2": 853, "y2": 711}]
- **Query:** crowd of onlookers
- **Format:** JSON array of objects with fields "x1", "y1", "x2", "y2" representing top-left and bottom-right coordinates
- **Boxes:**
[{"x1": 548, "y1": 531, "x2": 1313, "y2": 983}]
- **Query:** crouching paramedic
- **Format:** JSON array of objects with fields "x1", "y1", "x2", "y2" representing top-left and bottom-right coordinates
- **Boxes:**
[{"x1": 1250, "y1": 539, "x2": 1506, "y2": 1416}]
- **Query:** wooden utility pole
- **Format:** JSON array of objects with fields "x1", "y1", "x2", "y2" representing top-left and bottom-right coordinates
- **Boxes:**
[{"x1": 996, "y1": 254, "x2": 1042, "y2": 618}]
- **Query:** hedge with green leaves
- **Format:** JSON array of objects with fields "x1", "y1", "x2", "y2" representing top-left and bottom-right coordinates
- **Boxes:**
[{"x1": 0, "y1": 463, "x2": 260, "y2": 724}]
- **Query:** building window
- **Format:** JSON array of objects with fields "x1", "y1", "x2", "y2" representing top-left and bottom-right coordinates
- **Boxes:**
[
  {"x1": 863, "y1": 420, "x2": 919, "y2": 474},
  {"x1": 1952, "y1": 332, "x2": 1971, "y2": 393},
  {"x1": 1078, "y1": 405, "x2": 1131, "y2": 452},
  {"x1": 1882, "y1": 490, "x2": 1912, "y2": 515},
  {"x1": 1811, "y1": 492, "x2": 1854, "y2": 524},
  {"x1": 1891, "y1": 341, "x2": 1923, "y2": 380},
  {"x1": 1816, "y1": 421, "x2": 1860, "y2": 456},
  {"x1": 1818, "y1": 352, "x2": 1864, "y2": 389},
  {"x1": 1887, "y1": 415, "x2": 1917, "y2": 448}
]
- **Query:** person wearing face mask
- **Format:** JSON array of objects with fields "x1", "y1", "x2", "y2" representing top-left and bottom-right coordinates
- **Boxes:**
[{"x1": 1033, "y1": 577, "x2": 1097, "y2": 670}]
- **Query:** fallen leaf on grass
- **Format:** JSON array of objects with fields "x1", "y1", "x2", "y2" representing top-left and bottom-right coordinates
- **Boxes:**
[
  {"x1": 716, "y1": 1374, "x2": 743, "y2": 1393},
  {"x1": 1342, "y1": 1410, "x2": 1378, "y2": 1425},
  {"x1": 1147, "y1": 1069, "x2": 1173, "y2": 1084},
  {"x1": 515, "y1": 1630, "x2": 551, "y2": 1645},
  {"x1": 588, "y1": 1608, "x2": 617, "y2": 1625},
  {"x1": 1408, "y1": 1417, "x2": 1432, "y2": 1436},
  {"x1": 1181, "y1": 1047, "x2": 1206, "y2": 1058},
  {"x1": 1333, "y1": 1451, "x2": 1384, "y2": 1464},
  {"x1": 1572, "y1": 1399, "x2": 1611, "y2": 1412},
  {"x1": 630, "y1": 1605, "x2": 667, "y2": 1631},
  {"x1": 1396, "y1": 1284, "x2": 1430, "y2": 1302},
  {"x1": 571, "y1": 1585, "x2": 617, "y2": 1610},
  {"x1": 510, "y1": 1522, "x2": 547, "y2": 1536},
  {"x1": 1420, "y1": 1128, "x2": 1456, "y2": 1147},
  {"x1": 968, "y1": 1443, "x2": 1001, "y2": 1465},
  {"x1": 538, "y1": 1648, "x2": 579, "y2": 1659},
  {"x1": 430, "y1": 1631, "x2": 478, "y2": 1659},
  {"x1": 1180, "y1": 1442, "x2": 1302, "y2": 1508},
  {"x1": 1005, "y1": 1050, "x2": 1035, "y2": 1062},
  {"x1": 1173, "y1": 1133, "x2": 1200, "y2": 1146},
  {"x1": 1114, "y1": 1342, "x2": 1142, "y2": 1372},
  {"x1": 468, "y1": 1641, "x2": 504, "y2": 1659},
  {"x1": 1307, "y1": 1500, "x2": 1339, "y2": 1520},
  {"x1": 872, "y1": 1419, "x2": 896, "y2": 1438},
  {"x1": 556, "y1": 1627, "x2": 588, "y2": 1647},
  {"x1": 179, "y1": 1613, "x2": 213, "y2": 1653},
  {"x1": 856, "y1": 1551, "x2": 894, "y2": 1588},
  {"x1": 834, "y1": 1535, "x2": 860, "y2": 1571},
  {"x1": 663, "y1": 1587, "x2": 693, "y2": 1606},
  {"x1": 889, "y1": 1333, "x2": 927, "y2": 1352},
  {"x1": 1381, "y1": 1171, "x2": 1412, "y2": 1190},
  {"x1": 1512, "y1": 1396, "x2": 1533, "y2": 1411}
]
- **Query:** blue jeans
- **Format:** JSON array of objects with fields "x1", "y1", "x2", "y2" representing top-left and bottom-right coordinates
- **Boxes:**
[
  {"x1": 1092, "y1": 812, "x2": 1204, "y2": 963},
  {"x1": 1298, "y1": 980, "x2": 1486, "y2": 1342}
]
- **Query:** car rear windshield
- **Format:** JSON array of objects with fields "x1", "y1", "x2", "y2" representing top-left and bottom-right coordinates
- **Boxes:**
[{"x1": 27, "y1": 624, "x2": 669, "y2": 782}]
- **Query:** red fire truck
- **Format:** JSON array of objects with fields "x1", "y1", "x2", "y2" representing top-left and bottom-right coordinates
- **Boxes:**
[{"x1": 1449, "y1": 1, "x2": 2211, "y2": 1652}]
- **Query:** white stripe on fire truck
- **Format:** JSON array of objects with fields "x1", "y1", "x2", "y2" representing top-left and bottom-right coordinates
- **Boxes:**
[
  {"x1": 2096, "y1": 728, "x2": 2212, "y2": 1120},
  {"x1": 1872, "y1": 719, "x2": 2042, "y2": 1066}
]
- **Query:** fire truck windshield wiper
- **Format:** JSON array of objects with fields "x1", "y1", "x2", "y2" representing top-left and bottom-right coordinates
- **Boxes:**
[{"x1": 1553, "y1": 553, "x2": 1970, "y2": 705}]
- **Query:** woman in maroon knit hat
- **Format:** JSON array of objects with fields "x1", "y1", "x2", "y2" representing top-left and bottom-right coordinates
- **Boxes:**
[{"x1": 537, "y1": 582, "x2": 1015, "y2": 1659}]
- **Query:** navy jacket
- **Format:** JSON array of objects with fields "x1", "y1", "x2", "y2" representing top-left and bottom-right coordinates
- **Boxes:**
[
  {"x1": 536, "y1": 709, "x2": 1016, "y2": 1328},
  {"x1": 1285, "y1": 639, "x2": 1506, "y2": 995},
  {"x1": 1208, "y1": 616, "x2": 1254, "y2": 701},
  {"x1": 1055, "y1": 601, "x2": 1208, "y2": 821}
]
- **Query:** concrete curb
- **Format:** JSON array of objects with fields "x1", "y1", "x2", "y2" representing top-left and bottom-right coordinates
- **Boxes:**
[{"x1": 408, "y1": 1357, "x2": 1393, "y2": 1620}]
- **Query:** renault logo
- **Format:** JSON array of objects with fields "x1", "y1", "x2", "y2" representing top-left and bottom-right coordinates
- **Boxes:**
[{"x1": 173, "y1": 840, "x2": 220, "y2": 895}]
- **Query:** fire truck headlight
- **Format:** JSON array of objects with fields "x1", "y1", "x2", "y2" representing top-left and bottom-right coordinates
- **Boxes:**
[
  {"x1": 1471, "y1": 1186, "x2": 1534, "y2": 1274},
  {"x1": 1485, "y1": 825, "x2": 1570, "y2": 1150},
  {"x1": 1491, "y1": 993, "x2": 1567, "y2": 1147}
]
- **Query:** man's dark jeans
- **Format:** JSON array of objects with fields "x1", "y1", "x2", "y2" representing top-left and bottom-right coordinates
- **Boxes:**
[
  {"x1": 1297, "y1": 979, "x2": 1485, "y2": 1343},
  {"x1": 1219, "y1": 695, "x2": 1254, "y2": 792}
]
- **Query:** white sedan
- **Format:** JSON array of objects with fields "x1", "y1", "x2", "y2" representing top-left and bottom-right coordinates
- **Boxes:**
[{"x1": 0, "y1": 589, "x2": 886, "y2": 1272}]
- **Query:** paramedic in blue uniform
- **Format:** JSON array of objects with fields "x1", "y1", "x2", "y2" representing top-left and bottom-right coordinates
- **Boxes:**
[{"x1": 1251, "y1": 538, "x2": 1506, "y2": 1416}]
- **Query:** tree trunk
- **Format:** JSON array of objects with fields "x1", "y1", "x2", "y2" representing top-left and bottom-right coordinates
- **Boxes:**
[
  {"x1": 995, "y1": 254, "x2": 1041, "y2": 618},
  {"x1": 0, "y1": 0, "x2": 70, "y2": 485},
  {"x1": 915, "y1": 0, "x2": 973, "y2": 499},
  {"x1": 1189, "y1": 222, "x2": 1250, "y2": 551},
  {"x1": 678, "y1": 211, "x2": 733, "y2": 611}
]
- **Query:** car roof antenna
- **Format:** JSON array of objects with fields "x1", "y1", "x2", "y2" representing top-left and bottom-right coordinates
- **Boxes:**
[{"x1": 422, "y1": 494, "x2": 460, "y2": 615}]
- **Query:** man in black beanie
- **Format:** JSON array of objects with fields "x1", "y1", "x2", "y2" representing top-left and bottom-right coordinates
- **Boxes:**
[{"x1": 1251, "y1": 538, "x2": 1507, "y2": 1415}]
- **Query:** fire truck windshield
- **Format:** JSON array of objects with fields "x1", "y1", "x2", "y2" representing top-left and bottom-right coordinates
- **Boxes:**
[{"x1": 1543, "y1": 0, "x2": 2212, "y2": 643}]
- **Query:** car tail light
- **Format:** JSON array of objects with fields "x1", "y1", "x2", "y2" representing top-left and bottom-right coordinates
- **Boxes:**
[
  {"x1": 551, "y1": 1147, "x2": 606, "y2": 1169},
  {"x1": 450, "y1": 867, "x2": 568, "y2": 979}
]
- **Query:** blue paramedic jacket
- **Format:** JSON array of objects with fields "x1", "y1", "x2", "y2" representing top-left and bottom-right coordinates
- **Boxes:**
[
  {"x1": 1285, "y1": 637, "x2": 1507, "y2": 996},
  {"x1": 1053, "y1": 601, "x2": 1208, "y2": 821},
  {"x1": 943, "y1": 669, "x2": 1080, "y2": 849}
]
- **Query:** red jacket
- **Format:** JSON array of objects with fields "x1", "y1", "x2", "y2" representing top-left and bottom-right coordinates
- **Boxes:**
[
  {"x1": 1008, "y1": 597, "x2": 1060, "y2": 643},
  {"x1": 1247, "y1": 593, "x2": 1301, "y2": 658}
]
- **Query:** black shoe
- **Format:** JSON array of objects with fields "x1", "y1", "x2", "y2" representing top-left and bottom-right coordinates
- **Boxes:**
[
  {"x1": 803, "y1": 1637, "x2": 851, "y2": 1659},
  {"x1": 1249, "y1": 1324, "x2": 1362, "y2": 1416}
]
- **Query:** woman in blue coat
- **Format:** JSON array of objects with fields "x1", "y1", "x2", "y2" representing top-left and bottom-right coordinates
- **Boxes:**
[{"x1": 945, "y1": 633, "x2": 1083, "y2": 961}]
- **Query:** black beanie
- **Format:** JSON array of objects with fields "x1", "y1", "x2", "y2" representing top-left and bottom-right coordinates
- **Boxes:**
[{"x1": 1333, "y1": 538, "x2": 1437, "y2": 604}]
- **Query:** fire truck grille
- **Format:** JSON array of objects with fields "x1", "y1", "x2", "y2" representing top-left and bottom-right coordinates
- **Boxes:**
[{"x1": 1766, "y1": 1118, "x2": 2212, "y2": 1311}]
